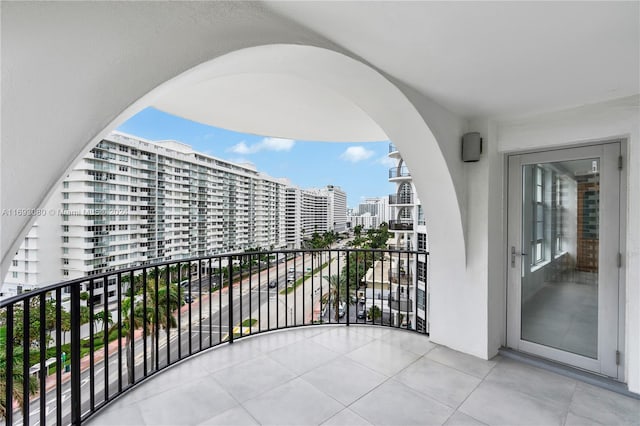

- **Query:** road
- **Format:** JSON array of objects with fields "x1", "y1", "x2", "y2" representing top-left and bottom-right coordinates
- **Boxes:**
[{"x1": 17, "y1": 252, "x2": 342, "y2": 425}]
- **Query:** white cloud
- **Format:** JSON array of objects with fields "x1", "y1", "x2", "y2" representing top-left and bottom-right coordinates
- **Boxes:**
[
  {"x1": 339, "y1": 146, "x2": 375, "y2": 163},
  {"x1": 376, "y1": 155, "x2": 397, "y2": 167},
  {"x1": 228, "y1": 137, "x2": 295, "y2": 154}
]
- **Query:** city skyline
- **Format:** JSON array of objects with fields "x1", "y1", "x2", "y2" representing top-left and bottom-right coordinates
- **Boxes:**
[{"x1": 117, "y1": 107, "x2": 395, "y2": 208}]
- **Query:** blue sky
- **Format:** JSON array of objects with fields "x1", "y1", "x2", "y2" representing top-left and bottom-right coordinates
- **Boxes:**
[{"x1": 117, "y1": 107, "x2": 395, "y2": 208}]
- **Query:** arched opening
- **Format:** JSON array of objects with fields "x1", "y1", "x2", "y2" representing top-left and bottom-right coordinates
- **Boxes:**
[{"x1": 2, "y1": 43, "x2": 468, "y2": 357}]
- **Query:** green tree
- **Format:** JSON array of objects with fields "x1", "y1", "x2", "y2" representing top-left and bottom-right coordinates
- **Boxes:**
[
  {"x1": 0, "y1": 347, "x2": 38, "y2": 419},
  {"x1": 117, "y1": 282, "x2": 180, "y2": 384},
  {"x1": 353, "y1": 225, "x2": 363, "y2": 238},
  {"x1": 367, "y1": 305, "x2": 382, "y2": 322},
  {"x1": 322, "y1": 274, "x2": 354, "y2": 322},
  {"x1": 144, "y1": 283, "x2": 179, "y2": 368}
]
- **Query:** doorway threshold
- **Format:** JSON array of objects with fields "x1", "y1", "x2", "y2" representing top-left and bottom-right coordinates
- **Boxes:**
[{"x1": 499, "y1": 347, "x2": 639, "y2": 400}]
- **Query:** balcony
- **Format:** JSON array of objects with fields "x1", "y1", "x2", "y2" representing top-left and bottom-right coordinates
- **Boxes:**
[
  {"x1": 388, "y1": 166, "x2": 411, "y2": 180},
  {"x1": 388, "y1": 194, "x2": 413, "y2": 205},
  {"x1": 388, "y1": 220, "x2": 413, "y2": 231},
  {"x1": 0, "y1": 248, "x2": 421, "y2": 425},
  {"x1": 2, "y1": 248, "x2": 637, "y2": 426},
  {"x1": 89, "y1": 326, "x2": 638, "y2": 426}
]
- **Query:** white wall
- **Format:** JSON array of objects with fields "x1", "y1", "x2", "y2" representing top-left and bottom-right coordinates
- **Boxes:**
[{"x1": 496, "y1": 95, "x2": 640, "y2": 392}]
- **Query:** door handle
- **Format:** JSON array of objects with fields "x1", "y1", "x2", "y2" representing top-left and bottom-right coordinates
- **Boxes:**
[{"x1": 511, "y1": 246, "x2": 527, "y2": 268}]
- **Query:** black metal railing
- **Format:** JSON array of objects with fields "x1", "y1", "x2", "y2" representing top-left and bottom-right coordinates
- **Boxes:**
[
  {"x1": 388, "y1": 194, "x2": 413, "y2": 205},
  {"x1": 388, "y1": 166, "x2": 411, "y2": 179},
  {"x1": 388, "y1": 220, "x2": 414, "y2": 231},
  {"x1": 0, "y1": 248, "x2": 427, "y2": 425}
]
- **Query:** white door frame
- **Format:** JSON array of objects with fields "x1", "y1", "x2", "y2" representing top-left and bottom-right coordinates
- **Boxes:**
[{"x1": 506, "y1": 141, "x2": 624, "y2": 379}]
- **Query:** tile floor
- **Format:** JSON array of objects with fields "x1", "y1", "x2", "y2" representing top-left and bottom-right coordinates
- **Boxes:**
[{"x1": 88, "y1": 326, "x2": 639, "y2": 426}]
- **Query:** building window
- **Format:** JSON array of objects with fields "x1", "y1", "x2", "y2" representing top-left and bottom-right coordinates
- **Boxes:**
[
  {"x1": 12, "y1": 260, "x2": 18, "y2": 267},
  {"x1": 63, "y1": 236, "x2": 69, "y2": 243},
  {"x1": 63, "y1": 258, "x2": 69, "y2": 265},
  {"x1": 63, "y1": 225, "x2": 69, "y2": 232},
  {"x1": 63, "y1": 269, "x2": 69, "y2": 276},
  {"x1": 417, "y1": 233, "x2": 427, "y2": 252},
  {"x1": 417, "y1": 288, "x2": 426, "y2": 311},
  {"x1": 12, "y1": 271, "x2": 18, "y2": 278},
  {"x1": 417, "y1": 261, "x2": 427, "y2": 283},
  {"x1": 63, "y1": 181, "x2": 69, "y2": 189},
  {"x1": 63, "y1": 192, "x2": 69, "y2": 199},
  {"x1": 531, "y1": 165, "x2": 546, "y2": 266}
]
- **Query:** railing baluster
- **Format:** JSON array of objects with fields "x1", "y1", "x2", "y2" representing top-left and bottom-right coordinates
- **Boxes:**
[
  {"x1": 56, "y1": 287, "x2": 63, "y2": 425},
  {"x1": 70, "y1": 283, "x2": 81, "y2": 425},
  {"x1": 129, "y1": 270, "x2": 135, "y2": 384},
  {"x1": 104, "y1": 276, "x2": 110, "y2": 401},
  {"x1": 198, "y1": 260, "x2": 202, "y2": 350},
  {"x1": 208, "y1": 258, "x2": 213, "y2": 347},
  {"x1": 187, "y1": 261, "x2": 192, "y2": 356},
  {"x1": 302, "y1": 251, "x2": 305, "y2": 325},
  {"x1": 176, "y1": 263, "x2": 181, "y2": 360},
  {"x1": 142, "y1": 268, "x2": 148, "y2": 376},
  {"x1": 89, "y1": 278, "x2": 95, "y2": 411},
  {"x1": 346, "y1": 251, "x2": 350, "y2": 326},
  {"x1": 218, "y1": 257, "x2": 222, "y2": 344},
  {"x1": 39, "y1": 293, "x2": 47, "y2": 426},
  {"x1": 239, "y1": 256, "x2": 243, "y2": 336},
  {"x1": 166, "y1": 264, "x2": 171, "y2": 365},
  {"x1": 249, "y1": 254, "x2": 253, "y2": 335},
  {"x1": 116, "y1": 273, "x2": 122, "y2": 394},
  {"x1": 154, "y1": 266, "x2": 160, "y2": 370},
  {"x1": 22, "y1": 299, "x2": 29, "y2": 425},
  {"x1": 228, "y1": 255, "x2": 233, "y2": 343},
  {"x1": 5, "y1": 304, "x2": 13, "y2": 426},
  {"x1": 267, "y1": 254, "x2": 270, "y2": 331}
]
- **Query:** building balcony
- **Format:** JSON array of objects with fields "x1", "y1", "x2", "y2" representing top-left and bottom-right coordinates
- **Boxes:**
[
  {"x1": 89, "y1": 325, "x2": 638, "y2": 426},
  {"x1": 388, "y1": 194, "x2": 413, "y2": 205},
  {"x1": 388, "y1": 166, "x2": 411, "y2": 180},
  {"x1": 388, "y1": 220, "x2": 413, "y2": 231},
  {"x1": 1, "y1": 248, "x2": 637, "y2": 426}
]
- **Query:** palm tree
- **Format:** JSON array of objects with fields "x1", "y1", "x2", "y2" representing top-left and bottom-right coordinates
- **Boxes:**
[
  {"x1": 322, "y1": 274, "x2": 354, "y2": 322},
  {"x1": 144, "y1": 283, "x2": 179, "y2": 369},
  {"x1": 119, "y1": 296, "x2": 144, "y2": 385},
  {"x1": 0, "y1": 347, "x2": 38, "y2": 419},
  {"x1": 117, "y1": 282, "x2": 180, "y2": 383}
]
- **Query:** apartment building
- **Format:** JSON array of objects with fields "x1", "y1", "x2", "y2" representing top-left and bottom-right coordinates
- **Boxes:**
[
  {"x1": 2, "y1": 132, "x2": 289, "y2": 301},
  {"x1": 387, "y1": 143, "x2": 429, "y2": 333},
  {"x1": 2, "y1": 133, "x2": 350, "y2": 302},
  {"x1": 326, "y1": 185, "x2": 347, "y2": 233},
  {"x1": 347, "y1": 196, "x2": 389, "y2": 230},
  {"x1": 284, "y1": 186, "x2": 330, "y2": 249}
]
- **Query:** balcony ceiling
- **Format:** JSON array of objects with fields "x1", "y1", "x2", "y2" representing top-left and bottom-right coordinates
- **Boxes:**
[{"x1": 153, "y1": 1, "x2": 639, "y2": 142}]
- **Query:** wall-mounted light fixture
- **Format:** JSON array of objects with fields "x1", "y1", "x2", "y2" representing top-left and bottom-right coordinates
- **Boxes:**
[{"x1": 462, "y1": 132, "x2": 482, "y2": 162}]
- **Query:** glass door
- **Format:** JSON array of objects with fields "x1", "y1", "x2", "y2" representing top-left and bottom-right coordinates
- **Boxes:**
[{"x1": 507, "y1": 143, "x2": 622, "y2": 378}]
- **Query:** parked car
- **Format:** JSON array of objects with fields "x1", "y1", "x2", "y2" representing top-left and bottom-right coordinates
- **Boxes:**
[
  {"x1": 288, "y1": 267, "x2": 295, "y2": 274},
  {"x1": 357, "y1": 309, "x2": 366, "y2": 319},
  {"x1": 183, "y1": 294, "x2": 194, "y2": 303},
  {"x1": 268, "y1": 280, "x2": 278, "y2": 288}
]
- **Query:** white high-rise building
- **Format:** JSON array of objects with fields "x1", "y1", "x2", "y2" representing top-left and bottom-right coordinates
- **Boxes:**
[
  {"x1": 3, "y1": 132, "x2": 290, "y2": 302},
  {"x1": 2, "y1": 132, "x2": 349, "y2": 301},
  {"x1": 387, "y1": 143, "x2": 428, "y2": 332},
  {"x1": 326, "y1": 185, "x2": 347, "y2": 233},
  {"x1": 284, "y1": 187, "x2": 331, "y2": 249}
]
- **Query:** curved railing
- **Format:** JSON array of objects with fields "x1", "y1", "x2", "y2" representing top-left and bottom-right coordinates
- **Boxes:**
[
  {"x1": 0, "y1": 248, "x2": 427, "y2": 425},
  {"x1": 388, "y1": 166, "x2": 411, "y2": 179}
]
